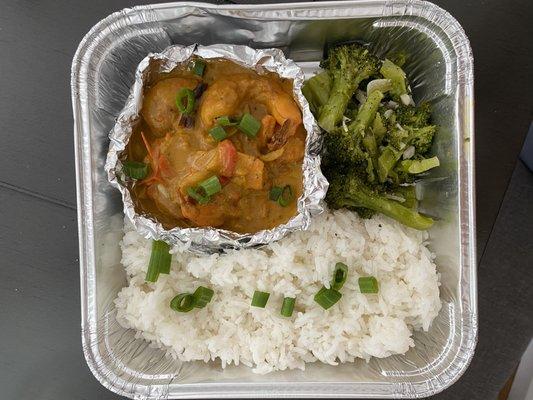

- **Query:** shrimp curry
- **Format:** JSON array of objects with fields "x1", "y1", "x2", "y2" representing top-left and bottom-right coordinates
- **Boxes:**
[{"x1": 123, "y1": 58, "x2": 306, "y2": 233}]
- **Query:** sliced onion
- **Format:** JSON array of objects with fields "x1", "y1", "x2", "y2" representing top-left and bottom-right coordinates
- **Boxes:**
[
  {"x1": 157, "y1": 184, "x2": 170, "y2": 199},
  {"x1": 383, "y1": 109, "x2": 394, "y2": 119},
  {"x1": 260, "y1": 147, "x2": 285, "y2": 162},
  {"x1": 400, "y1": 93, "x2": 412, "y2": 106},
  {"x1": 367, "y1": 79, "x2": 392, "y2": 95},
  {"x1": 403, "y1": 145, "x2": 415, "y2": 159},
  {"x1": 342, "y1": 116, "x2": 351, "y2": 133},
  {"x1": 387, "y1": 100, "x2": 399, "y2": 109}
]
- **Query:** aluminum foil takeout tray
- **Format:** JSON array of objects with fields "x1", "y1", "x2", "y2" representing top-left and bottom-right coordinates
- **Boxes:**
[
  {"x1": 104, "y1": 44, "x2": 326, "y2": 252},
  {"x1": 72, "y1": 1, "x2": 477, "y2": 398}
]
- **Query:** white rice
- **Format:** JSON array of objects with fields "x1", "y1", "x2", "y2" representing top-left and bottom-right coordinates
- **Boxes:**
[{"x1": 115, "y1": 209, "x2": 441, "y2": 374}]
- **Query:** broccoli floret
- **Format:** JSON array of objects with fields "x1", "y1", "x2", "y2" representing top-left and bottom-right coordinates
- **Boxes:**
[
  {"x1": 322, "y1": 90, "x2": 384, "y2": 181},
  {"x1": 381, "y1": 125, "x2": 436, "y2": 155},
  {"x1": 396, "y1": 102, "x2": 432, "y2": 128},
  {"x1": 326, "y1": 171, "x2": 434, "y2": 230},
  {"x1": 318, "y1": 44, "x2": 379, "y2": 132},
  {"x1": 323, "y1": 128, "x2": 367, "y2": 166},
  {"x1": 385, "y1": 125, "x2": 410, "y2": 150},
  {"x1": 406, "y1": 125, "x2": 437, "y2": 154}
]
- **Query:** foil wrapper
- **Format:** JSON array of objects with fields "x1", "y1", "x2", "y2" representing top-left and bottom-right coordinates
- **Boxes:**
[{"x1": 104, "y1": 44, "x2": 328, "y2": 252}]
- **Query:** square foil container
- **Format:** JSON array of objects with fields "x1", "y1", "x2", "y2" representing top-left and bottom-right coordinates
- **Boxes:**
[
  {"x1": 104, "y1": 43, "x2": 327, "y2": 252},
  {"x1": 71, "y1": 1, "x2": 477, "y2": 398}
]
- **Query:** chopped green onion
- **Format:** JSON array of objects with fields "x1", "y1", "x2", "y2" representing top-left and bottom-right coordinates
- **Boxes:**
[
  {"x1": 191, "y1": 59, "x2": 206, "y2": 76},
  {"x1": 209, "y1": 125, "x2": 227, "y2": 141},
  {"x1": 170, "y1": 293, "x2": 196, "y2": 312},
  {"x1": 277, "y1": 185, "x2": 293, "y2": 207},
  {"x1": 251, "y1": 290, "x2": 270, "y2": 308},
  {"x1": 238, "y1": 113, "x2": 261, "y2": 137},
  {"x1": 199, "y1": 176, "x2": 222, "y2": 196},
  {"x1": 314, "y1": 286, "x2": 342, "y2": 310},
  {"x1": 145, "y1": 240, "x2": 171, "y2": 282},
  {"x1": 280, "y1": 297, "x2": 296, "y2": 317},
  {"x1": 216, "y1": 116, "x2": 237, "y2": 126},
  {"x1": 187, "y1": 187, "x2": 210, "y2": 204},
  {"x1": 269, "y1": 186, "x2": 283, "y2": 201},
  {"x1": 123, "y1": 161, "x2": 149, "y2": 180},
  {"x1": 331, "y1": 262, "x2": 348, "y2": 290},
  {"x1": 175, "y1": 87, "x2": 195, "y2": 115},
  {"x1": 358, "y1": 276, "x2": 379, "y2": 294},
  {"x1": 193, "y1": 286, "x2": 214, "y2": 308}
]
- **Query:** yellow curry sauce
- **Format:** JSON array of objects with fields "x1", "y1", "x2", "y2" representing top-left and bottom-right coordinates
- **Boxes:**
[{"x1": 125, "y1": 59, "x2": 306, "y2": 233}]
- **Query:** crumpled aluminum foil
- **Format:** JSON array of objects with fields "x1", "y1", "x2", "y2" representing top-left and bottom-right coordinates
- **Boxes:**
[{"x1": 105, "y1": 44, "x2": 328, "y2": 252}]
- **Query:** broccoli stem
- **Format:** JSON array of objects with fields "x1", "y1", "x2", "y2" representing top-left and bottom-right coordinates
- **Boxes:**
[
  {"x1": 319, "y1": 77, "x2": 362, "y2": 132},
  {"x1": 380, "y1": 59, "x2": 408, "y2": 98},
  {"x1": 400, "y1": 156, "x2": 440, "y2": 174},
  {"x1": 352, "y1": 90, "x2": 384, "y2": 133},
  {"x1": 377, "y1": 146, "x2": 402, "y2": 182},
  {"x1": 342, "y1": 188, "x2": 434, "y2": 230},
  {"x1": 372, "y1": 112, "x2": 387, "y2": 144},
  {"x1": 302, "y1": 72, "x2": 331, "y2": 115}
]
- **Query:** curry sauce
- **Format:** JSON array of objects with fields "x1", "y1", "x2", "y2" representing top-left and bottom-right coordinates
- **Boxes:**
[{"x1": 124, "y1": 58, "x2": 306, "y2": 233}]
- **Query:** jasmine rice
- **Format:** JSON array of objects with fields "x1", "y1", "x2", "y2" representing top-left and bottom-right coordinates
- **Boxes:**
[{"x1": 115, "y1": 209, "x2": 441, "y2": 374}]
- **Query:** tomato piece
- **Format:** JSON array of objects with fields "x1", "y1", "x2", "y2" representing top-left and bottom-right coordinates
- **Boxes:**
[{"x1": 218, "y1": 140, "x2": 237, "y2": 177}]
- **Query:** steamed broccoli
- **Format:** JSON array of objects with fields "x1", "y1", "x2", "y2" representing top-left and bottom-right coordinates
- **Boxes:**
[
  {"x1": 383, "y1": 104, "x2": 436, "y2": 154},
  {"x1": 405, "y1": 125, "x2": 437, "y2": 154},
  {"x1": 396, "y1": 102, "x2": 432, "y2": 128},
  {"x1": 326, "y1": 171, "x2": 434, "y2": 230},
  {"x1": 323, "y1": 90, "x2": 384, "y2": 177},
  {"x1": 380, "y1": 59, "x2": 408, "y2": 99},
  {"x1": 302, "y1": 43, "x2": 440, "y2": 230},
  {"x1": 302, "y1": 71, "x2": 331, "y2": 114},
  {"x1": 318, "y1": 44, "x2": 379, "y2": 132}
]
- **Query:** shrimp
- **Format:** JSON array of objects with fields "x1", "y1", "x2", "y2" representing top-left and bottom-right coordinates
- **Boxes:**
[
  {"x1": 199, "y1": 74, "x2": 302, "y2": 150},
  {"x1": 142, "y1": 77, "x2": 200, "y2": 136}
]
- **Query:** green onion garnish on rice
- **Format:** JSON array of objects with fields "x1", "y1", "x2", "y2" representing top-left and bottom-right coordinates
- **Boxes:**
[
  {"x1": 170, "y1": 293, "x2": 196, "y2": 313},
  {"x1": 280, "y1": 297, "x2": 296, "y2": 317},
  {"x1": 314, "y1": 286, "x2": 342, "y2": 310},
  {"x1": 145, "y1": 240, "x2": 172, "y2": 282},
  {"x1": 331, "y1": 262, "x2": 348, "y2": 290},
  {"x1": 193, "y1": 286, "x2": 214, "y2": 308},
  {"x1": 358, "y1": 276, "x2": 379, "y2": 293},
  {"x1": 251, "y1": 290, "x2": 270, "y2": 308}
]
